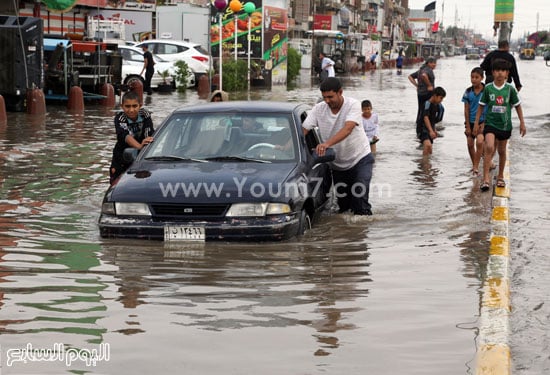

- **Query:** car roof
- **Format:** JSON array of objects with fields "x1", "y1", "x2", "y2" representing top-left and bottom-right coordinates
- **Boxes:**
[
  {"x1": 136, "y1": 39, "x2": 201, "y2": 47},
  {"x1": 118, "y1": 45, "x2": 142, "y2": 53},
  {"x1": 170, "y1": 101, "x2": 310, "y2": 115},
  {"x1": 118, "y1": 44, "x2": 169, "y2": 62}
]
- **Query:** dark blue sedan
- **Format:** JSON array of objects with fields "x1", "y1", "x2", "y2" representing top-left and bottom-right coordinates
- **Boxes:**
[{"x1": 99, "y1": 101, "x2": 335, "y2": 241}]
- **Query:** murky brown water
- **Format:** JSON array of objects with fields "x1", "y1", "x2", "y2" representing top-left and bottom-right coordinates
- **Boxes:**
[{"x1": 0, "y1": 57, "x2": 548, "y2": 374}]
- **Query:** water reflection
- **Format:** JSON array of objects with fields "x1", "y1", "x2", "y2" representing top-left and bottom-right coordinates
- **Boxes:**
[
  {"x1": 411, "y1": 156, "x2": 440, "y2": 188},
  {"x1": 95, "y1": 232, "x2": 371, "y2": 357}
]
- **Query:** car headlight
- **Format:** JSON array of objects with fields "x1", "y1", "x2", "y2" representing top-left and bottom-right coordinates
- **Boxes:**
[
  {"x1": 226, "y1": 203, "x2": 291, "y2": 217},
  {"x1": 113, "y1": 202, "x2": 152, "y2": 216},
  {"x1": 266, "y1": 203, "x2": 292, "y2": 215},
  {"x1": 101, "y1": 202, "x2": 116, "y2": 215}
]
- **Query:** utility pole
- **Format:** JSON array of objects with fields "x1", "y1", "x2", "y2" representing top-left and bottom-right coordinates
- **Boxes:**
[
  {"x1": 495, "y1": 0, "x2": 514, "y2": 43},
  {"x1": 310, "y1": 0, "x2": 317, "y2": 81}
]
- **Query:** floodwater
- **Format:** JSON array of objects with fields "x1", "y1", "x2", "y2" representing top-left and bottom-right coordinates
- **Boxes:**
[{"x1": 0, "y1": 56, "x2": 548, "y2": 374}]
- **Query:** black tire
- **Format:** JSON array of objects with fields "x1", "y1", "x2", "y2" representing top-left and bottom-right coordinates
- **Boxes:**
[
  {"x1": 297, "y1": 210, "x2": 311, "y2": 236},
  {"x1": 124, "y1": 75, "x2": 145, "y2": 87}
]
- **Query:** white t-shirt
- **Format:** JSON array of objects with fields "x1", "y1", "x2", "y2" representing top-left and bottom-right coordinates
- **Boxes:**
[
  {"x1": 321, "y1": 57, "x2": 335, "y2": 77},
  {"x1": 303, "y1": 96, "x2": 369, "y2": 170},
  {"x1": 362, "y1": 113, "x2": 380, "y2": 142}
]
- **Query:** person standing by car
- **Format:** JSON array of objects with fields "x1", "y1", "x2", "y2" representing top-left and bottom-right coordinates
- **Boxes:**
[
  {"x1": 480, "y1": 40, "x2": 522, "y2": 91},
  {"x1": 140, "y1": 45, "x2": 155, "y2": 95},
  {"x1": 109, "y1": 91, "x2": 154, "y2": 185},
  {"x1": 302, "y1": 77, "x2": 374, "y2": 216}
]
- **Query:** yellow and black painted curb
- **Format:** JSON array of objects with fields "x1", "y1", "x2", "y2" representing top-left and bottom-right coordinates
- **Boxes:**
[{"x1": 475, "y1": 158, "x2": 511, "y2": 375}]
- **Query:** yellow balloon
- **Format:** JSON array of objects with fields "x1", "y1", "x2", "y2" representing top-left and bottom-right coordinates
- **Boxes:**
[{"x1": 229, "y1": 0, "x2": 242, "y2": 12}]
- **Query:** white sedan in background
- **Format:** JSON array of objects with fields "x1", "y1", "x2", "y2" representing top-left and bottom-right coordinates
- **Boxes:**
[
  {"x1": 135, "y1": 40, "x2": 211, "y2": 83},
  {"x1": 118, "y1": 45, "x2": 195, "y2": 90}
]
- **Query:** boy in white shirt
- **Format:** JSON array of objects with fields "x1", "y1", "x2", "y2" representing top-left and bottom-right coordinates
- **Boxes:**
[{"x1": 361, "y1": 100, "x2": 380, "y2": 154}]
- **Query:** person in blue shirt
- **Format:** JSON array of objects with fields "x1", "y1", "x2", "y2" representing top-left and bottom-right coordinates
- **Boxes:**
[
  {"x1": 369, "y1": 51, "x2": 379, "y2": 69},
  {"x1": 462, "y1": 67, "x2": 488, "y2": 176},
  {"x1": 396, "y1": 53, "x2": 404, "y2": 74}
]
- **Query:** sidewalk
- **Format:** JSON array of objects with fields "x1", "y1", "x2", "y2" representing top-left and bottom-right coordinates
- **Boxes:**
[{"x1": 475, "y1": 153, "x2": 512, "y2": 375}]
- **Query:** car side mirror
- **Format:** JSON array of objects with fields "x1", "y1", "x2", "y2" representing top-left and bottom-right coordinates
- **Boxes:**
[
  {"x1": 123, "y1": 148, "x2": 138, "y2": 163},
  {"x1": 312, "y1": 148, "x2": 335, "y2": 164}
]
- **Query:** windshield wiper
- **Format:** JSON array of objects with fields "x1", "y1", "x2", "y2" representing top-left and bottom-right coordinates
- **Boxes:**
[
  {"x1": 204, "y1": 155, "x2": 271, "y2": 164},
  {"x1": 144, "y1": 155, "x2": 208, "y2": 163}
]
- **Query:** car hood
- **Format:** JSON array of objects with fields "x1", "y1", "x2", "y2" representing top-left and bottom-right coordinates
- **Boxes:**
[{"x1": 108, "y1": 161, "x2": 302, "y2": 204}]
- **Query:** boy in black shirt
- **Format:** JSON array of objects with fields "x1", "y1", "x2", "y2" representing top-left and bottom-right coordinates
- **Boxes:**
[
  {"x1": 109, "y1": 91, "x2": 154, "y2": 184},
  {"x1": 417, "y1": 86, "x2": 446, "y2": 155}
]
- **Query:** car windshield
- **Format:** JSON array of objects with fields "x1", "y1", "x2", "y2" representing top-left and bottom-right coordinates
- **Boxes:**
[{"x1": 142, "y1": 113, "x2": 298, "y2": 162}]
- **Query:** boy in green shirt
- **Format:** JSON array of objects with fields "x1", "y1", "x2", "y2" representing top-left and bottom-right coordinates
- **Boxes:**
[{"x1": 474, "y1": 58, "x2": 526, "y2": 191}]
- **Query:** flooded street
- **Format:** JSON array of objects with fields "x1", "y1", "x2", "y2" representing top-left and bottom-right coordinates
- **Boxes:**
[{"x1": 1, "y1": 56, "x2": 549, "y2": 374}]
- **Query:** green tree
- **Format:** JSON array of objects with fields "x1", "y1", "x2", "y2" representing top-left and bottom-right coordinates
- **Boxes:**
[
  {"x1": 287, "y1": 47, "x2": 301, "y2": 84},
  {"x1": 221, "y1": 60, "x2": 249, "y2": 91},
  {"x1": 174, "y1": 60, "x2": 190, "y2": 92}
]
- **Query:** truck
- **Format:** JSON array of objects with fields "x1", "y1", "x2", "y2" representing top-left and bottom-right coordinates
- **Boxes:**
[
  {"x1": 519, "y1": 41, "x2": 535, "y2": 60},
  {"x1": 44, "y1": 37, "x2": 122, "y2": 100}
]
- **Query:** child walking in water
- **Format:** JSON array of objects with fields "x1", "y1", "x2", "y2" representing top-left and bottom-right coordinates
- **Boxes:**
[
  {"x1": 474, "y1": 58, "x2": 526, "y2": 192},
  {"x1": 417, "y1": 86, "x2": 446, "y2": 156},
  {"x1": 462, "y1": 67, "x2": 486, "y2": 176},
  {"x1": 361, "y1": 100, "x2": 380, "y2": 154}
]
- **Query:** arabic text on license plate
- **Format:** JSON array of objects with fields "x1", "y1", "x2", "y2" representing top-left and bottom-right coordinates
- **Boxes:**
[{"x1": 164, "y1": 226, "x2": 205, "y2": 241}]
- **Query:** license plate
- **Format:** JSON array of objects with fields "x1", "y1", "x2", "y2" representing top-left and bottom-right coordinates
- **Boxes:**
[{"x1": 164, "y1": 225, "x2": 205, "y2": 241}]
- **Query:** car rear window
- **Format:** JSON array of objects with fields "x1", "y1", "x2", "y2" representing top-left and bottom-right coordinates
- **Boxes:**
[{"x1": 193, "y1": 45, "x2": 209, "y2": 55}]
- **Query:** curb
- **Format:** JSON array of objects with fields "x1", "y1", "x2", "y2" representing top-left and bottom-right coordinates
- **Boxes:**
[{"x1": 475, "y1": 157, "x2": 511, "y2": 375}]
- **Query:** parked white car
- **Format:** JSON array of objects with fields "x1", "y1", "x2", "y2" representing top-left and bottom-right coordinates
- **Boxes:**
[
  {"x1": 134, "y1": 40, "x2": 211, "y2": 83},
  {"x1": 118, "y1": 45, "x2": 195, "y2": 90}
]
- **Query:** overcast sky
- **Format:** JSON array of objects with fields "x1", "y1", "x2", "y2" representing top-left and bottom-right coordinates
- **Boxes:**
[{"x1": 408, "y1": 0, "x2": 550, "y2": 39}]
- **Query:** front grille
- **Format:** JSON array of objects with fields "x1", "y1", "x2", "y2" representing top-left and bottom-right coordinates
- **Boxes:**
[{"x1": 151, "y1": 203, "x2": 229, "y2": 217}]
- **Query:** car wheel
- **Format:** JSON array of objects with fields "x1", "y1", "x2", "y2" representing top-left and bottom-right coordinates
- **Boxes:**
[
  {"x1": 124, "y1": 75, "x2": 145, "y2": 88},
  {"x1": 297, "y1": 210, "x2": 311, "y2": 236}
]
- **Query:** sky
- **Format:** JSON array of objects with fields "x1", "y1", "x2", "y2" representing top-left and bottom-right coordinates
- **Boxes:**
[{"x1": 408, "y1": 0, "x2": 550, "y2": 40}]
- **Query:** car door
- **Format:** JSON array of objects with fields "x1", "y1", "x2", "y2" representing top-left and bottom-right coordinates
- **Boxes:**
[{"x1": 299, "y1": 109, "x2": 333, "y2": 208}]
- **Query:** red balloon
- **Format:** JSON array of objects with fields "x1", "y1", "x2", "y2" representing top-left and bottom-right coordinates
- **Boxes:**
[{"x1": 213, "y1": 0, "x2": 227, "y2": 11}]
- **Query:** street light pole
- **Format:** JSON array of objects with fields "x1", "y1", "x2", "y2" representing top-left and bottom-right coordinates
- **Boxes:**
[
  {"x1": 243, "y1": 2, "x2": 256, "y2": 88},
  {"x1": 213, "y1": 0, "x2": 228, "y2": 91},
  {"x1": 247, "y1": 15, "x2": 251, "y2": 85},
  {"x1": 229, "y1": 1, "x2": 242, "y2": 62},
  {"x1": 219, "y1": 13, "x2": 224, "y2": 90},
  {"x1": 234, "y1": 15, "x2": 238, "y2": 61}
]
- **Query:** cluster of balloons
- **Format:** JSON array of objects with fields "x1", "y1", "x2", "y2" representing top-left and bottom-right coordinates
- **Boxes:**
[{"x1": 213, "y1": 0, "x2": 256, "y2": 14}]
